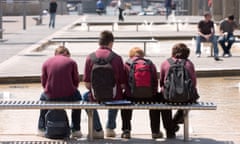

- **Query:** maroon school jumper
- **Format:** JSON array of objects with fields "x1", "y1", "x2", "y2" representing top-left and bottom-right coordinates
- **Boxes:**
[{"x1": 41, "y1": 55, "x2": 79, "y2": 98}]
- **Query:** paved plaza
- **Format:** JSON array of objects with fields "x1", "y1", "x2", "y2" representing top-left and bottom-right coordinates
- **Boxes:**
[{"x1": 0, "y1": 14, "x2": 240, "y2": 143}]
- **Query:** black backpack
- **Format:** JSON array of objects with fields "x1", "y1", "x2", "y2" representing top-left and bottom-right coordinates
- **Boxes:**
[
  {"x1": 90, "y1": 52, "x2": 116, "y2": 102},
  {"x1": 163, "y1": 58, "x2": 199, "y2": 103},
  {"x1": 45, "y1": 109, "x2": 70, "y2": 139},
  {"x1": 127, "y1": 58, "x2": 156, "y2": 99}
]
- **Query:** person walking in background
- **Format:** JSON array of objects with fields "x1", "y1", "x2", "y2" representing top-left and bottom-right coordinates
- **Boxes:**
[
  {"x1": 160, "y1": 43, "x2": 199, "y2": 136},
  {"x1": 165, "y1": 0, "x2": 172, "y2": 20},
  {"x1": 196, "y1": 12, "x2": 220, "y2": 61},
  {"x1": 38, "y1": 46, "x2": 82, "y2": 138},
  {"x1": 49, "y1": 0, "x2": 57, "y2": 28},
  {"x1": 117, "y1": 0, "x2": 125, "y2": 21},
  {"x1": 83, "y1": 30, "x2": 126, "y2": 139},
  {"x1": 218, "y1": 15, "x2": 238, "y2": 57},
  {"x1": 96, "y1": 0, "x2": 105, "y2": 15}
]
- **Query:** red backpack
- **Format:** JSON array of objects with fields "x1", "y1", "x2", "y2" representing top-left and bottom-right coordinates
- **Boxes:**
[{"x1": 127, "y1": 57, "x2": 157, "y2": 99}]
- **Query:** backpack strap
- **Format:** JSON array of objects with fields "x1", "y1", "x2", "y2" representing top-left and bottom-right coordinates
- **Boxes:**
[
  {"x1": 90, "y1": 51, "x2": 116, "y2": 64},
  {"x1": 167, "y1": 58, "x2": 186, "y2": 66}
]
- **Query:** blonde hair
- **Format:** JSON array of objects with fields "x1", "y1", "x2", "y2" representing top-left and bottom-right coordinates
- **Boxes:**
[
  {"x1": 128, "y1": 47, "x2": 144, "y2": 58},
  {"x1": 55, "y1": 46, "x2": 70, "y2": 57}
]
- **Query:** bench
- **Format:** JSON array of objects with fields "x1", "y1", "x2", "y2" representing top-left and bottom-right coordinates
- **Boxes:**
[
  {"x1": 32, "y1": 16, "x2": 42, "y2": 25},
  {"x1": 199, "y1": 37, "x2": 240, "y2": 57},
  {"x1": 49, "y1": 38, "x2": 158, "y2": 55},
  {"x1": 0, "y1": 100, "x2": 216, "y2": 141}
]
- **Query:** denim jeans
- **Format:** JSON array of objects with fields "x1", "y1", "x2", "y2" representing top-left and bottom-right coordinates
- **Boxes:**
[
  {"x1": 82, "y1": 91, "x2": 118, "y2": 131},
  {"x1": 165, "y1": 7, "x2": 171, "y2": 19},
  {"x1": 196, "y1": 35, "x2": 219, "y2": 57},
  {"x1": 218, "y1": 33, "x2": 235, "y2": 54},
  {"x1": 38, "y1": 90, "x2": 82, "y2": 131},
  {"x1": 49, "y1": 13, "x2": 56, "y2": 28}
]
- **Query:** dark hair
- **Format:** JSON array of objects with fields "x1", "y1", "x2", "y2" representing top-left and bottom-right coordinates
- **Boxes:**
[
  {"x1": 172, "y1": 43, "x2": 190, "y2": 59},
  {"x1": 228, "y1": 15, "x2": 234, "y2": 20},
  {"x1": 99, "y1": 30, "x2": 114, "y2": 46},
  {"x1": 204, "y1": 12, "x2": 211, "y2": 17}
]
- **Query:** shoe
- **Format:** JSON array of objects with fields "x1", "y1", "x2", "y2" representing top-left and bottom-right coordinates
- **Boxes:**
[
  {"x1": 196, "y1": 53, "x2": 201, "y2": 57},
  {"x1": 90, "y1": 130, "x2": 104, "y2": 139},
  {"x1": 121, "y1": 130, "x2": 131, "y2": 139},
  {"x1": 152, "y1": 131, "x2": 163, "y2": 139},
  {"x1": 71, "y1": 130, "x2": 82, "y2": 138},
  {"x1": 167, "y1": 132, "x2": 176, "y2": 139},
  {"x1": 214, "y1": 56, "x2": 221, "y2": 61},
  {"x1": 106, "y1": 128, "x2": 116, "y2": 137},
  {"x1": 37, "y1": 129, "x2": 45, "y2": 137}
]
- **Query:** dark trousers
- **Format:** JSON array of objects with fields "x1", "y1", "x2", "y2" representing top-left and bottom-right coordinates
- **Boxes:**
[
  {"x1": 38, "y1": 90, "x2": 82, "y2": 131},
  {"x1": 121, "y1": 94, "x2": 175, "y2": 134},
  {"x1": 118, "y1": 8, "x2": 124, "y2": 21}
]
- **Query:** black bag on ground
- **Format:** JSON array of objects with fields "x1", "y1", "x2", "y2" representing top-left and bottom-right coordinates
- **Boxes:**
[
  {"x1": 90, "y1": 52, "x2": 116, "y2": 102},
  {"x1": 163, "y1": 58, "x2": 199, "y2": 103},
  {"x1": 45, "y1": 109, "x2": 70, "y2": 139}
]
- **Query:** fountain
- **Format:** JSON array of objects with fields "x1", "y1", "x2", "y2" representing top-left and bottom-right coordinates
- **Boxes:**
[{"x1": 81, "y1": 16, "x2": 88, "y2": 31}]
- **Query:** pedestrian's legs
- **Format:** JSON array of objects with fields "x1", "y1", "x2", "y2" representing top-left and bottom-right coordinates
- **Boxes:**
[
  {"x1": 49, "y1": 13, "x2": 53, "y2": 28},
  {"x1": 119, "y1": 8, "x2": 124, "y2": 21},
  {"x1": 162, "y1": 110, "x2": 176, "y2": 138},
  {"x1": 106, "y1": 109, "x2": 118, "y2": 129},
  {"x1": 82, "y1": 91, "x2": 103, "y2": 131},
  {"x1": 210, "y1": 35, "x2": 219, "y2": 57},
  {"x1": 121, "y1": 109, "x2": 132, "y2": 131},
  {"x1": 38, "y1": 93, "x2": 48, "y2": 130},
  {"x1": 218, "y1": 36, "x2": 227, "y2": 54},
  {"x1": 52, "y1": 13, "x2": 56, "y2": 28},
  {"x1": 227, "y1": 35, "x2": 235, "y2": 55},
  {"x1": 196, "y1": 36, "x2": 202, "y2": 55},
  {"x1": 149, "y1": 110, "x2": 160, "y2": 134},
  {"x1": 71, "y1": 90, "x2": 82, "y2": 131}
]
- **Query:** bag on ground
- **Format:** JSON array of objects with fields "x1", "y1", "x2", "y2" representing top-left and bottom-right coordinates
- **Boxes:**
[
  {"x1": 163, "y1": 58, "x2": 199, "y2": 103},
  {"x1": 128, "y1": 58, "x2": 156, "y2": 99},
  {"x1": 45, "y1": 109, "x2": 70, "y2": 139},
  {"x1": 90, "y1": 52, "x2": 116, "y2": 102}
]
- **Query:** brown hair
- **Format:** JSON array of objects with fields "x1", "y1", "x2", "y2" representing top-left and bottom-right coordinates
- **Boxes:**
[
  {"x1": 99, "y1": 30, "x2": 114, "y2": 46},
  {"x1": 55, "y1": 46, "x2": 70, "y2": 57},
  {"x1": 128, "y1": 47, "x2": 145, "y2": 58},
  {"x1": 171, "y1": 43, "x2": 190, "y2": 59}
]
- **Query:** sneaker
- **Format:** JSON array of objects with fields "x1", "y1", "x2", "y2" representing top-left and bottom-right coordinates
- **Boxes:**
[
  {"x1": 71, "y1": 130, "x2": 82, "y2": 138},
  {"x1": 152, "y1": 131, "x2": 163, "y2": 139},
  {"x1": 214, "y1": 56, "x2": 221, "y2": 61},
  {"x1": 196, "y1": 53, "x2": 201, "y2": 57},
  {"x1": 106, "y1": 128, "x2": 116, "y2": 137},
  {"x1": 37, "y1": 129, "x2": 45, "y2": 137},
  {"x1": 121, "y1": 130, "x2": 131, "y2": 139},
  {"x1": 92, "y1": 130, "x2": 104, "y2": 139}
]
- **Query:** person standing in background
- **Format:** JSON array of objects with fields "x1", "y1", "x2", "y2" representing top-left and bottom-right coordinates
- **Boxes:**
[
  {"x1": 49, "y1": 0, "x2": 57, "y2": 28},
  {"x1": 165, "y1": 0, "x2": 172, "y2": 20},
  {"x1": 118, "y1": 0, "x2": 125, "y2": 21}
]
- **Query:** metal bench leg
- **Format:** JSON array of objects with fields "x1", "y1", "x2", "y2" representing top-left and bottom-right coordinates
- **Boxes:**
[
  {"x1": 183, "y1": 110, "x2": 190, "y2": 141},
  {"x1": 88, "y1": 109, "x2": 94, "y2": 141},
  {"x1": 136, "y1": 24, "x2": 139, "y2": 32}
]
